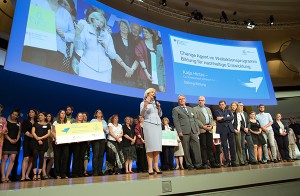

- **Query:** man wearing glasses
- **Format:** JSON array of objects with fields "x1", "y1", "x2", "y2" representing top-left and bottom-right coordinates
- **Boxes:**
[{"x1": 193, "y1": 96, "x2": 220, "y2": 168}]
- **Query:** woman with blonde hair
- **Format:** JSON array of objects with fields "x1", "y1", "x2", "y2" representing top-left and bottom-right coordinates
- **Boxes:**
[{"x1": 140, "y1": 88, "x2": 163, "y2": 175}]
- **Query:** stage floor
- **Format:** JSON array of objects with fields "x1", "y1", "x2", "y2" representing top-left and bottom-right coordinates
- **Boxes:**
[{"x1": 1, "y1": 161, "x2": 300, "y2": 195}]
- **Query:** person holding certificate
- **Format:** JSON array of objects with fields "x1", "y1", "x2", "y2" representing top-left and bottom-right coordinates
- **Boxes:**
[{"x1": 140, "y1": 88, "x2": 162, "y2": 175}]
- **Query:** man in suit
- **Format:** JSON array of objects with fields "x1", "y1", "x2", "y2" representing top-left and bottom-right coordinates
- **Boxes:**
[
  {"x1": 193, "y1": 96, "x2": 220, "y2": 168},
  {"x1": 215, "y1": 100, "x2": 236, "y2": 167},
  {"x1": 238, "y1": 102, "x2": 258, "y2": 165},
  {"x1": 172, "y1": 95, "x2": 203, "y2": 170}
]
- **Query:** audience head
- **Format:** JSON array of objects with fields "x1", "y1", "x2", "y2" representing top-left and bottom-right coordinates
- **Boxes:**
[
  {"x1": 10, "y1": 109, "x2": 20, "y2": 121},
  {"x1": 66, "y1": 106, "x2": 74, "y2": 116},
  {"x1": 131, "y1": 22, "x2": 141, "y2": 37},
  {"x1": 249, "y1": 111, "x2": 256, "y2": 119},
  {"x1": 38, "y1": 112, "x2": 48, "y2": 122},
  {"x1": 94, "y1": 109, "x2": 104, "y2": 120},
  {"x1": 258, "y1": 104, "x2": 265, "y2": 113},
  {"x1": 144, "y1": 88, "x2": 156, "y2": 99},
  {"x1": 177, "y1": 94, "x2": 186, "y2": 106},
  {"x1": 76, "y1": 112, "x2": 84, "y2": 123},
  {"x1": 162, "y1": 117, "x2": 169, "y2": 125},
  {"x1": 27, "y1": 109, "x2": 38, "y2": 121},
  {"x1": 88, "y1": 11, "x2": 107, "y2": 30},
  {"x1": 119, "y1": 20, "x2": 131, "y2": 35},
  {"x1": 108, "y1": 114, "x2": 119, "y2": 124},
  {"x1": 46, "y1": 113, "x2": 53, "y2": 124},
  {"x1": 82, "y1": 112, "x2": 89, "y2": 122},
  {"x1": 218, "y1": 100, "x2": 226, "y2": 110},
  {"x1": 229, "y1": 101, "x2": 239, "y2": 112},
  {"x1": 56, "y1": 110, "x2": 67, "y2": 124},
  {"x1": 124, "y1": 116, "x2": 131, "y2": 125},
  {"x1": 198, "y1": 96, "x2": 206, "y2": 107}
]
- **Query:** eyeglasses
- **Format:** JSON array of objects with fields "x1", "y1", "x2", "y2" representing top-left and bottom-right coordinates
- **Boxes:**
[{"x1": 198, "y1": 100, "x2": 205, "y2": 101}]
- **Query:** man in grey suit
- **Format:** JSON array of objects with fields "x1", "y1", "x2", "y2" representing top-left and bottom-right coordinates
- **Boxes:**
[
  {"x1": 238, "y1": 102, "x2": 258, "y2": 165},
  {"x1": 193, "y1": 96, "x2": 220, "y2": 168},
  {"x1": 172, "y1": 95, "x2": 203, "y2": 170}
]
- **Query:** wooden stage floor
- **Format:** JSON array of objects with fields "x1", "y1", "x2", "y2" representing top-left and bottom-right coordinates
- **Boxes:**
[{"x1": 1, "y1": 161, "x2": 300, "y2": 195}]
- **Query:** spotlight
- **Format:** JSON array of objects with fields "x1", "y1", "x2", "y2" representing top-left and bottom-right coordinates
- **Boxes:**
[
  {"x1": 244, "y1": 19, "x2": 255, "y2": 29},
  {"x1": 130, "y1": 0, "x2": 134, "y2": 4},
  {"x1": 160, "y1": 0, "x2": 167, "y2": 6},
  {"x1": 268, "y1": 15, "x2": 274, "y2": 25},
  {"x1": 191, "y1": 10, "x2": 203, "y2": 20},
  {"x1": 220, "y1": 11, "x2": 228, "y2": 23}
]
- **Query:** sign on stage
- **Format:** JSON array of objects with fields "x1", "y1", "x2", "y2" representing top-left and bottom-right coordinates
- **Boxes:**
[
  {"x1": 162, "y1": 131, "x2": 179, "y2": 146},
  {"x1": 55, "y1": 122, "x2": 104, "y2": 144}
]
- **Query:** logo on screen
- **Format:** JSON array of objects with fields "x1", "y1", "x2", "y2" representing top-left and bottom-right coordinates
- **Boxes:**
[{"x1": 174, "y1": 39, "x2": 188, "y2": 46}]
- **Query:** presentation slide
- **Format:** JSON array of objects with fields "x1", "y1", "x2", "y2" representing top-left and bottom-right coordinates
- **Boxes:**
[{"x1": 4, "y1": 0, "x2": 277, "y2": 105}]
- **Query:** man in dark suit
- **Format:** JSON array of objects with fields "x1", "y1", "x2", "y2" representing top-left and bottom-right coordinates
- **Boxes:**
[
  {"x1": 238, "y1": 102, "x2": 258, "y2": 165},
  {"x1": 215, "y1": 100, "x2": 236, "y2": 167},
  {"x1": 172, "y1": 95, "x2": 203, "y2": 170},
  {"x1": 193, "y1": 96, "x2": 220, "y2": 168}
]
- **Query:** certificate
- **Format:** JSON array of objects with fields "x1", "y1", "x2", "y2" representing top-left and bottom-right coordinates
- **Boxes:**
[
  {"x1": 24, "y1": 5, "x2": 57, "y2": 51},
  {"x1": 55, "y1": 122, "x2": 104, "y2": 144},
  {"x1": 162, "y1": 131, "x2": 178, "y2": 146}
]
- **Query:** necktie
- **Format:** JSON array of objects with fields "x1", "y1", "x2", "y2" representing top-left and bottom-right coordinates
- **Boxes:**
[{"x1": 183, "y1": 106, "x2": 188, "y2": 113}]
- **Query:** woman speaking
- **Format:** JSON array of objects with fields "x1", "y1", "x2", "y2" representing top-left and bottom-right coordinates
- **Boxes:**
[{"x1": 140, "y1": 88, "x2": 162, "y2": 175}]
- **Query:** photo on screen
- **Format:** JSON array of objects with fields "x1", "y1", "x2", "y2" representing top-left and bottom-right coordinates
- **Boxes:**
[{"x1": 21, "y1": 0, "x2": 166, "y2": 92}]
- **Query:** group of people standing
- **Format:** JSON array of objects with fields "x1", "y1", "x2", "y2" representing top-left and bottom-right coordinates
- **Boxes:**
[
  {"x1": 23, "y1": 0, "x2": 166, "y2": 92},
  {"x1": 0, "y1": 90, "x2": 299, "y2": 182}
]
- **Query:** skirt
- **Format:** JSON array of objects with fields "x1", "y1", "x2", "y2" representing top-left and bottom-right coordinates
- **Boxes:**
[
  {"x1": 106, "y1": 140, "x2": 125, "y2": 170},
  {"x1": 123, "y1": 146, "x2": 137, "y2": 160},
  {"x1": 143, "y1": 121, "x2": 162, "y2": 153},
  {"x1": 174, "y1": 142, "x2": 184, "y2": 157}
]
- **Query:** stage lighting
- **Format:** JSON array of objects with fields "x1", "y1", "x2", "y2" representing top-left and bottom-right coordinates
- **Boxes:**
[
  {"x1": 244, "y1": 19, "x2": 255, "y2": 29},
  {"x1": 191, "y1": 10, "x2": 203, "y2": 20},
  {"x1": 160, "y1": 0, "x2": 167, "y2": 6},
  {"x1": 268, "y1": 15, "x2": 274, "y2": 25},
  {"x1": 220, "y1": 11, "x2": 228, "y2": 23}
]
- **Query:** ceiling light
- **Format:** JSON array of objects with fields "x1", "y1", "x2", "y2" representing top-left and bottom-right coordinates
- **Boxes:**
[
  {"x1": 191, "y1": 10, "x2": 203, "y2": 20},
  {"x1": 244, "y1": 19, "x2": 255, "y2": 29},
  {"x1": 220, "y1": 11, "x2": 228, "y2": 23},
  {"x1": 268, "y1": 15, "x2": 274, "y2": 25},
  {"x1": 160, "y1": 0, "x2": 167, "y2": 6}
]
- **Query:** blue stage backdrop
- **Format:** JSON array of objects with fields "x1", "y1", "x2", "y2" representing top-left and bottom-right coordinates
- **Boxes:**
[{"x1": 5, "y1": 0, "x2": 276, "y2": 106}]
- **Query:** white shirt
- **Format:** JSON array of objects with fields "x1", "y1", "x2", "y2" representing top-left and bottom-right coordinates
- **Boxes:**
[
  {"x1": 255, "y1": 113, "x2": 273, "y2": 131},
  {"x1": 107, "y1": 123, "x2": 122, "y2": 141}
]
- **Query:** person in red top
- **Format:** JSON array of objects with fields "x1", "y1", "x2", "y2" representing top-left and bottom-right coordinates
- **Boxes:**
[{"x1": 134, "y1": 115, "x2": 147, "y2": 173}]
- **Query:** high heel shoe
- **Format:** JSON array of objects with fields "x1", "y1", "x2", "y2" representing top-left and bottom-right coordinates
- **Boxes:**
[
  {"x1": 148, "y1": 172, "x2": 154, "y2": 175},
  {"x1": 153, "y1": 169, "x2": 162, "y2": 174}
]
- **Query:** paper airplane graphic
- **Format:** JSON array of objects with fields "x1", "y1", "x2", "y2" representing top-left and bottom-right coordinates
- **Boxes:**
[
  {"x1": 242, "y1": 77, "x2": 263, "y2": 92},
  {"x1": 61, "y1": 128, "x2": 70, "y2": 133}
]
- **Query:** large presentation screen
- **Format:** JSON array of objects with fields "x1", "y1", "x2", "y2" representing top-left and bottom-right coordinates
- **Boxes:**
[{"x1": 5, "y1": 0, "x2": 277, "y2": 105}]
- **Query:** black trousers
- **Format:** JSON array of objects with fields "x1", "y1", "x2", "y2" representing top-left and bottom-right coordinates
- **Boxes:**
[
  {"x1": 275, "y1": 135, "x2": 291, "y2": 161},
  {"x1": 54, "y1": 142, "x2": 69, "y2": 178},
  {"x1": 199, "y1": 131, "x2": 215, "y2": 165},
  {"x1": 161, "y1": 146, "x2": 175, "y2": 170},
  {"x1": 135, "y1": 145, "x2": 147, "y2": 172},
  {"x1": 72, "y1": 142, "x2": 88, "y2": 177},
  {"x1": 220, "y1": 129, "x2": 236, "y2": 163},
  {"x1": 91, "y1": 139, "x2": 106, "y2": 175}
]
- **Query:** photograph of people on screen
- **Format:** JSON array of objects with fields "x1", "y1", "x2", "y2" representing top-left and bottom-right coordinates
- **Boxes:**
[{"x1": 21, "y1": 0, "x2": 166, "y2": 92}]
